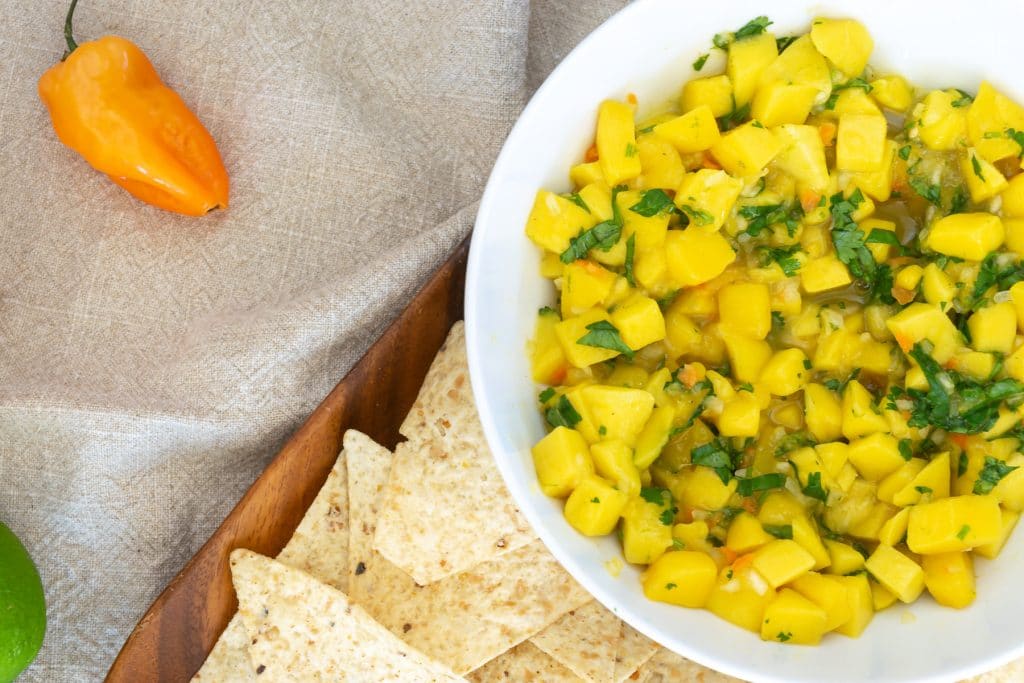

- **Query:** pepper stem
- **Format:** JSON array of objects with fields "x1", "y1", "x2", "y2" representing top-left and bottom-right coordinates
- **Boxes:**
[{"x1": 64, "y1": 0, "x2": 80, "y2": 55}]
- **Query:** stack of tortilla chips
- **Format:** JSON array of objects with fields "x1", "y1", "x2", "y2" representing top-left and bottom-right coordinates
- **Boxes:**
[{"x1": 191, "y1": 322, "x2": 736, "y2": 682}]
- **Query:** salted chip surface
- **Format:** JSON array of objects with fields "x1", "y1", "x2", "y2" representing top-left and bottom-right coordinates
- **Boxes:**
[
  {"x1": 374, "y1": 321, "x2": 535, "y2": 585},
  {"x1": 191, "y1": 446, "x2": 351, "y2": 682},
  {"x1": 231, "y1": 549, "x2": 464, "y2": 682},
  {"x1": 467, "y1": 642, "x2": 580, "y2": 682}
]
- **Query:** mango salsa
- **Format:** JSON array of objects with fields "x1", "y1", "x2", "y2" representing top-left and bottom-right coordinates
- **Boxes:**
[{"x1": 525, "y1": 13, "x2": 1024, "y2": 647}]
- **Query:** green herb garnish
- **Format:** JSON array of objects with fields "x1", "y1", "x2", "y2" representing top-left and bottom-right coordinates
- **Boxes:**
[
  {"x1": 577, "y1": 320, "x2": 635, "y2": 359},
  {"x1": 974, "y1": 456, "x2": 1019, "y2": 494},
  {"x1": 545, "y1": 395, "x2": 582, "y2": 429}
]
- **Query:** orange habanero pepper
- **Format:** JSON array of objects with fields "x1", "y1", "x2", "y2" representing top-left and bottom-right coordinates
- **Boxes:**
[{"x1": 38, "y1": 0, "x2": 229, "y2": 216}]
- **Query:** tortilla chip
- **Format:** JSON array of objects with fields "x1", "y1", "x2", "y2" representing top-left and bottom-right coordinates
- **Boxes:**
[
  {"x1": 373, "y1": 322, "x2": 536, "y2": 584},
  {"x1": 190, "y1": 614, "x2": 253, "y2": 682},
  {"x1": 467, "y1": 642, "x2": 581, "y2": 682},
  {"x1": 191, "y1": 447, "x2": 351, "y2": 682},
  {"x1": 971, "y1": 657, "x2": 1024, "y2": 683},
  {"x1": 530, "y1": 602, "x2": 619, "y2": 682},
  {"x1": 231, "y1": 549, "x2": 464, "y2": 682},
  {"x1": 346, "y1": 429, "x2": 591, "y2": 674},
  {"x1": 632, "y1": 648, "x2": 741, "y2": 683},
  {"x1": 612, "y1": 622, "x2": 659, "y2": 683}
]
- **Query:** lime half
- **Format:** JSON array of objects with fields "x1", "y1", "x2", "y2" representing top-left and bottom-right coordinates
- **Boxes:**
[{"x1": 0, "y1": 522, "x2": 45, "y2": 683}]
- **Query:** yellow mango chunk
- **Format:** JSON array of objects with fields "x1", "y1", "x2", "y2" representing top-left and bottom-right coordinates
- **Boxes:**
[
  {"x1": 525, "y1": 190, "x2": 598, "y2": 254},
  {"x1": 569, "y1": 161, "x2": 604, "y2": 188},
  {"x1": 842, "y1": 380, "x2": 890, "y2": 440},
  {"x1": 922, "y1": 552, "x2": 976, "y2": 609},
  {"x1": 878, "y1": 458, "x2": 925, "y2": 504},
  {"x1": 1001, "y1": 173, "x2": 1024, "y2": 218},
  {"x1": 871, "y1": 582, "x2": 898, "y2": 611},
  {"x1": 561, "y1": 260, "x2": 616, "y2": 318},
  {"x1": 824, "y1": 479, "x2": 876, "y2": 534},
  {"x1": 759, "y1": 348, "x2": 810, "y2": 396},
  {"x1": 790, "y1": 572, "x2": 853, "y2": 632},
  {"x1": 555, "y1": 308, "x2": 618, "y2": 368},
  {"x1": 886, "y1": 303, "x2": 962, "y2": 364},
  {"x1": 580, "y1": 385, "x2": 655, "y2": 446},
  {"x1": 726, "y1": 512, "x2": 774, "y2": 554},
  {"x1": 1005, "y1": 219, "x2": 1024, "y2": 257},
  {"x1": 680, "y1": 74, "x2": 734, "y2": 117},
  {"x1": 707, "y1": 565, "x2": 776, "y2": 633},
  {"x1": 531, "y1": 426, "x2": 594, "y2": 497},
  {"x1": 974, "y1": 507, "x2": 1020, "y2": 559},
  {"x1": 618, "y1": 190, "x2": 670, "y2": 250},
  {"x1": 590, "y1": 439, "x2": 641, "y2": 498},
  {"x1": 721, "y1": 330, "x2": 773, "y2": 383},
  {"x1": 654, "y1": 105, "x2": 721, "y2": 154},
  {"x1": 804, "y1": 384, "x2": 843, "y2": 442},
  {"x1": 895, "y1": 264, "x2": 924, "y2": 291},
  {"x1": 621, "y1": 496, "x2": 673, "y2": 564},
  {"x1": 635, "y1": 135, "x2": 685, "y2": 191},
  {"x1": 633, "y1": 405, "x2": 675, "y2": 469},
  {"x1": 927, "y1": 213, "x2": 1005, "y2": 261},
  {"x1": 674, "y1": 466, "x2": 739, "y2": 511},
  {"x1": 917, "y1": 89, "x2": 969, "y2": 150},
  {"x1": 907, "y1": 495, "x2": 1002, "y2": 554},
  {"x1": 968, "y1": 301, "x2": 1016, "y2": 354},
  {"x1": 596, "y1": 100, "x2": 641, "y2": 186},
  {"x1": 727, "y1": 32, "x2": 778, "y2": 106},
  {"x1": 761, "y1": 588, "x2": 829, "y2": 645},
  {"x1": 877, "y1": 508, "x2": 910, "y2": 546},
  {"x1": 752, "y1": 539, "x2": 816, "y2": 589},
  {"x1": 710, "y1": 122, "x2": 783, "y2": 177},
  {"x1": 921, "y1": 263, "x2": 956, "y2": 306},
  {"x1": 851, "y1": 141, "x2": 897, "y2": 202},
  {"x1": 530, "y1": 309, "x2": 567, "y2": 385},
  {"x1": 836, "y1": 114, "x2": 888, "y2": 172},
  {"x1": 824, "y1": 540, "x2": 865, "y2": 576},
  {"x1": 810, "y1": 18, "x2": 873, "y2": 76},
  {"x1": 864, "y1": 544, "x2": 925, "y2": 603},
  {"x1": 641, "y1": 551, "x2": 718, "y2": 608},
  {"x1": 610, "y1": 295, "x2": 666, "y2": 352},
  {"x1": 833, "y1": 574, "x2": 874, "y2": 637},
  {"x1": 961, "y1": 148, "x2": 1008, "y2": 203},
  {"x1": 718, "y1": 281, "x2": 772, "y2": 339},
  {"x1": 664, "y1": 229, "x2": 736, "y2": 287},
  {"x1": 718, "y1": 393, "x2": 762, "y2": 437},
  {"x1": 674, "y1": 169, "x2": 744, "y2": 232},
  {"x1": 563, "y1": 476, "x2": 629, "y2": 536},
  {"x1": 992, "y1": 453, "x2": 1024, "y2": 511},
  {"x1": 849, "y1": 501, "x2": 898, "y2": 541},
  {"x1": 870, "y1": 75, "x2": 913, "y2": 111},
  {"x1": 847, "y1": 433, "x2": 903, "y2": 481},
  {"x1": 967, "y1": 81, "x2": 1024, "y2": 163},
  {"x1": 752, "y1": 82, "x2": 818, "y2": 128},
  {"x1": 772, "y1": 124, "x2": 830, "y2": 192},
  {"x1": 801, "y1": 255, "x2": 852, "y2": 293},
  {"x1": 758, "y1": 35, "x2": 832, "y2": 101}
]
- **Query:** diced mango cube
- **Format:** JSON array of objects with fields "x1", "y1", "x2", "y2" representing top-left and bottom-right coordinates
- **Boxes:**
[
  {"x1": 842, "y1": 380, "x2": 889, "y2": 440},
  {"x1": 922, "y1": 552, "x2": 976, "y2": 609},
  {"x1": 790, "y1": 572, "x2": 853, "y2": 632},
  {"x1": 580, "y1": 385, "x2": 655, "y2": 446},
  {"x1": 641, "y1": 551, "x2": 718, "y2": 607},
  {"x1": 674, "y1": 169, "x2": 744, "y2": 231},
  {"x1": 967, "y1": 302, "x2": 1016, "y2": 354},
  {"x1": 532, "y1": 426, "x2": 594, "y2": 497},
  {"x1": 718, "y1": 393, "x2": 762, "y2": 437},
  {"x1": 921, "y1": 263, "x2": 956, "y2": 306},
  {"x1": 1001, "y1": 173, "x2": 1024, "y2": 218},
  {"x1": 621, "y1": 496, "x2": 674, "y2": 564},
  {"x1": 848, "y1": 501, "x2": 898, "y2": 541},
  {"x1": 525, "y1": 190, "x2": 598, "y2": 253},
  {"x1": 871, "y1": 582, "x2": 898, "y2": 611},
  {"x1": 833, "y1": 574, "x2": 874, "y2": 637},
  {"x1": 727, "y1": 512, "x2": 775, "y2": 554},
  {"x1": 530, "y1": 309, "x2": 567, "y2": 384},
  {"x1": 895, "y1": 264, "x2": 924, "y2": 291},
  {"x1": 886, "y1": 303, "x2": 962, "y2": 364},
  {"x1": 635, "y1": 135, "x2": 685, "y2": 191},
  {"x1": 633, "y1": 405, "x2": 675, "y2": 470},
  {"x1": 680, "y1": 74, "x2": 734, "y2": 117},
  {"x1": 974, "y1": 507, "x2": 1020, "y2": 559},
  {"x1": 757, "y1": 35, "x2": 832, "y2": 103},
  {"x1": 864, "y1": 544, "x2": 925, "y2": 603},
  {"x1": 752, "y1": 539, "x2": 816, "y2": 589},
  {"x1": 878, "y1": 459, "x2": 926, "y2": 504},
  {"x1": 836, "y1": 114, "x2": 888, "y2": 172},
  {"x1": 563, "y1": 476, "x2": 629, "y2": 536},
  {"x1": 824, "y1": 540, "x2": 865, "y2": 576},
  {"x1": 962, "y1": 148, "x2": 1008, "y2": 203},
  {"x1": 877, "y1": 508, "x2": 910, "y2": 546},
  {"x1": 710, "y1": 122, "x2": 783, "y2": 177},
  {"x1": 759, "y1": 348, "x2": 810, "y2": 396},
  {"x1": 596, "y1": 100, "x2": 642, "y2": 185},
  {"x1": 907, "y1": 495, "x2": 1002, "y2": 554},
  {"x1": 804, "y1": 384, "x2": 843, "y2": 442},
  {"x1": 1005, "y1": 219, "x2": 1024, "y2": 257},
  {"x1": 590, "y1": 439, "x2": 641, "y2": 498},
  {"x1": 847, "y1": 432, "x2": 903, "y2": 481},
  {"x1": 569, "y1": 161, "x2": 604, "y2": 188},
  {"x1": 654, "y1": 105, "x2": 721, "y2": 154},
  {"x1": 752, "y1": 82, "x2": 818, "y2": 128},
  {"x1": 610, "y1": 295, "x2": 666, "y2": 352},
  {"x1": 727, "y1": 32, "x2": 779, "y2": 106},
  {"x1": 664, "y1": 229, "x2": 737, "y2": 287},
  {"x1": 561, "y1": 260, "x2": 616, "y2": 317},
  {"x1": 967, "y1": 81, "x2": 1024, "y2": 163},
  {"x1": 772, "y1": 124, "x2": 830, "y2": 192},
  {"x1": 673, "y1": 466, "x2": 739, "y2": 511},
  {"x1": 718, "y1": 282, "x2": 772, "y2": 339},
  {"x1": 810, "y1": 18, "x2": 873, "y2": 76},
  {"x1": 760, "y1": 588, "x2": 829, "y2": 645},
  {"x1": 862, "y1": 217, "x2": 898, "y2": 262},
  {"x1": 801, "y1": 255, "x2": 852, "y2": 293},
  {"x1": 917, "y1": 89, "x2": 969, "y2": 150},
  {"x1": 870, "y1": 75, "x2": 913, "y2": 111},
  {"x1": 851, "y1": 141, "x2": 897, "y2": 202},
  {"x1": 707, "y1": 565, "x2": 776, "y2": 633},
  {"x1": 555, "y1": 309, "x2": 619, "y2": 368},
  {"x1": 721, "y1": 330, "x2": 773, "y2": 383}
]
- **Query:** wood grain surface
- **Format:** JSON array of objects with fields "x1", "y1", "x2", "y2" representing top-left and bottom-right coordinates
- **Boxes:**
[{"x1": 105, "y1": 239, "x2": 469, "y2": 683}]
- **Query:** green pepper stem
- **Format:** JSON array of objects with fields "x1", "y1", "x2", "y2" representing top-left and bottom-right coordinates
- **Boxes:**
[{"x1": 64, "y1": 0, "x2": 80, "y2": 55}]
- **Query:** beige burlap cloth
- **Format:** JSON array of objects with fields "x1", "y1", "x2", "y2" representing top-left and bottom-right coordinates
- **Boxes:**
[{"x1": 1, "y1": 2, "x2": 1022, "y2": 681}]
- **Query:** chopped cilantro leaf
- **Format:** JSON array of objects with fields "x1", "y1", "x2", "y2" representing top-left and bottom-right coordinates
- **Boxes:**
[
  {"x1": 538, "y1": 306, "x2": 558, "y2": 316},
  {"x1": 672, "y1": 538, "x2": 685, "y2": 550},
  {"x1": 898, "y1": 145, "x2": 912, "y2": 161},
  {"x1": 640, "y1": 487, "x2": 672, "y2": 506},
  {"x1": 958, "y1": 452, "x2": 969, "y2": 478},
  {"x1": 952, "y1": 90, "x2": 973, "y2": 107},
  {"x1": 679, "y1": 204, "x2": 715, "y2": 226},
  {"x1": 691, "y1": 438, "x2": 738, "y2": 485},
  {"x1": 737, "y1": 382, "x2": 754, "y2": 392},
  {"x1": 957, "y1": 524, "x2": 971, "y2": 540},
  {"x1": 899, "y1": 438, "x2": 913, "y2": 461},
  {"x1": 736, "y1": 473, "x2": 786, "y2": 496},
  {"x1": 560, "y1": 221, "x2": 621, "y2": 263},
  {"x1": 974, "y1": 456, "x2": 1019, "y2": 494},
  {"x1": 908, "y1": 177, "x2": 942, "y2": 206},
  {"x1": 764, "y1": 524, "x2": 793, "y2": 540},
  {"x1": 801, "y1": 471, "x2": 829, "y2": 502},
  {"x1": 564, "y1": 192, "x2": 590, "y2": 213},
  {"x1": 692, "y1": 53, "x2": 709, "y2": 71},
  {"x1": 717, "y1": 101, "x2": 751, "y2": 131},
  {"x1": 735, "y1": 16, "x2": 773, "y2": 39},
  {"x1": 545, "y1": 395, "x2": 582, "y2": 429},
  {"x1": 968, "y1": 253, "x2": 1024, "y2": 310},
  {"x1": 777, "y1": 631, "x2": 792, "y2": 642},
  {"x1": 950, "y1": 186, "x2": 969, "y2": 214},
  {"x1": 630, "y1": 189, "x2": 676, "y2": 217},
  {"x1": 757, "y1": 245, "x2": 803, "y2": 276},
  {"x1": 624, "y1": 143, "x2": 637, "y2": 158},
  {"x1": 775, "y1": 35, "x2": 797, "y2": 52},
  {"x1": 577, "y1": 320, "x2": 635, "y2": 359},
  {"x1": 1007, "y1": 128, "x2": 1024, "y2": 158},
  {"x1": 666, "y1": 582, "x2": 678, "y2": 590},
  {"x1": 915, "y1": 486, "x2": 933, "y2": 494},
  {"x1": 825, "y1": 77, "x2": 872, "y2": 110},
  {"x1": 775, "y1": 431, "x2": 817, "y2": 458},
  {"x1": 624, "y1": 234, "x2": 636, "y2": 287},
  {"x1": 971, "y1": 154, "x2": 985, "y2": 180},
  {"x1": 591, "y1": 497, "x2": 601, "y2": 503},
  {"x1": 538, "y1": 387, "x2": 556, "y2": 403},
  {"x1": 660, "y1": 508, "x2": 676, "y2": 526},
  {"x1": 598, "y1": 425, "x2": 607, "y2": 436}
]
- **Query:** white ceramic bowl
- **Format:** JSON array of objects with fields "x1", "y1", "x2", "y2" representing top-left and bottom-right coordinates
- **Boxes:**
[{"x1": 465, "y1": 2, "x2": 1024, "y2": 681}]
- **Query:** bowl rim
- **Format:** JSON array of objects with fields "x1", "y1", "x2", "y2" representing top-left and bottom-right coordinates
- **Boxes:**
[{"x1": 465, "y1": 1, "x2": 1024, "y2": 680}]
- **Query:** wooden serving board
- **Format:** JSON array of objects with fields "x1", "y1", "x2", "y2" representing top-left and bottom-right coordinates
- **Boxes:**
[{"x1": 106, "y1": 240, "x2": 469, "y2": 683}]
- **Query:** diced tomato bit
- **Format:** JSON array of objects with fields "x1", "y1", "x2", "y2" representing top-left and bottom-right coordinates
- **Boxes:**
[
  {"x1": 894, "y1": 333, "x2": 913, "y2": 353},
  {"x1": 702, "y1": 151, "x2": 722, "y2": 169},
  {"x1": 679, "y1": 363, "x2": 703, "y2": 388},
  {"x1": 731, "y1": 552, "x2": 756, "y2": 573},
  {"x1": 549, "y1": 365, "x2": 568, "y2": 385},
  {"x1": 721, "y1": 547, "x2": 739, "y2": 565},
  {"x1": 800, "y1": 188, "x2": 821, "y2": 213},
  {"x1": 626, "y1": 92, "x2": 638, "y2": 106},
  {"x1": 742, "y1": 497, "x2": 758, "y2": 514},
  {"x1": 950, "y1": 433, "x2": 970, "y2": 450},
  {"x1": 893, "y1": 286, "x2": 916, "y2": 305},
  {"x1": 585, "y1": 144, "x2": 599, "y2": 162},
  {"x1": 819, "y1": 121, "x2": 838, "y2": 146}
]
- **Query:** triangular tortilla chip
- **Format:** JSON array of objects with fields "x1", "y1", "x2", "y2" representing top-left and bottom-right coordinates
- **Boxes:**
[
  {"x1": 467, "y1": 642, "x2": 581, "y2": 682},
  {"x1": 530, "y1": 601, "x2": 618, "y2": 683},
  {"x1": 632, "y1": 648, "x2": 740, "y2": 683},
  {"x1": 347, "y1": 429, "x2": 591, "y2": 674},
  {"x1": 231, "y1": 549, "x2": 464, "y2": 682},
  {"x1": 192, "y1": 443, "x2": 350, "y2": 681},
  {"x1": 373, "y1": 322, "x2": 536, "y2": 584},
  {"x1": 612, "y1": 622, "x2": 659, "y2": 683}
]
